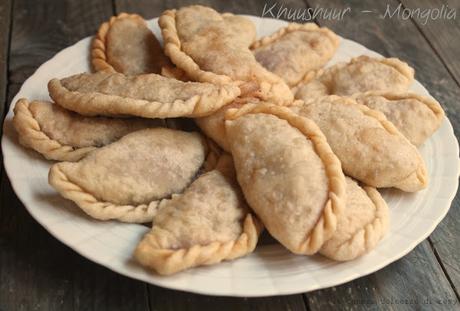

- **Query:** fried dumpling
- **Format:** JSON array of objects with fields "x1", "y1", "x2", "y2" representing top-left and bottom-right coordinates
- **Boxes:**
[
  {"x1": 159, "y1": 13, "x2": 255, "y2": 82},
  {"x1": 159, "y1": 5, "x2": 293, "y2": 104},
  {"x1": 12, "y1": 98, "x2": 163, "y2": 161},
  {"x1": 290, "y1": 96, "x2": 428, "y2": 192},
  {"x1": 225, "y1": 104, "x2": 346, "y2": 255},
  {"x1": 320, "y1": 177, "x2": 389, "y2": 261},
  {"x1": 92, "y1": 13, "x2": 171, "y2": 75},
  {"x1": 251, "y1": 23, "x2": 339, "y2": 87},
  {"x1": 48, "y1": 70, "x2": 240, "y2": 118},
  {"x1": 295, "y1": 56, "x2": 414, "y2": 100},
  {"x1": 135, "y1": 154, "x2": 262, "y2": 275},
  {"x1": 49, "y1": 128, "x2": 214, "y2": 223},
  {"x1": 353, "y1": 91, "x2": 445, "y2": 146}
]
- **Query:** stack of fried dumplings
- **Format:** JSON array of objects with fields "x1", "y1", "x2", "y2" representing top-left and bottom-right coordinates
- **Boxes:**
[{"x1": 12, "y1": 5, "x2": 445, "y2": 275}]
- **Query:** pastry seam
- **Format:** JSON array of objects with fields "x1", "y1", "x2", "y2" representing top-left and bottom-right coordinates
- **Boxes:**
[
  {"x1": 48, "y1": 77, "x2": 240, "y2": 118},
  {"x1": 12, "y1": 98, "x2": 96, "y2": 161},
  {"x1": 48, "y1": 138, "x2": 221, "y2": 223},
  {"x1": 353, "y1": 91, "x2": 445, "y2": 122},
  {"x1": 158, "y1": 9, "x2": 290, "y2": 101},
  {"x1": 91, "y1": 13, "x2": 147, "y2": 73},
  {"x1": 294, "y1": 96, "x2": 428, "y2": 190},
  {"x1": 225, "y1": 104, "x2": 347, "y2": 254},
  {"x1": 251, "y1": 23, "x2": 339, "y2": 87},
  {"x1": 134, "y1": 214, "x2": 263, "y2": 275},
  {"x1": 320, "y1": 185, "x2": 389, "y2": 260}
]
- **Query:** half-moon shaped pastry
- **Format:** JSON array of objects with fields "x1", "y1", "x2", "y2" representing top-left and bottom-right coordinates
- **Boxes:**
[
  {"x1": 320, "y1": 177, "x2": 389, "y2": 261},
  {"x1": 290, "y1": 96, "x2": 428, "y2": 192},
  {"x1": 225, "y1": 104, "x2": 346, "y2": 255},
  {"x1": 159, "y1": 13, "x2": 255, "y2": 82},
  {"x1": 92, "y1": 13, "x2": 171, "y2": 75},
  {"x1": 251, "y1": 23, "x2": 339, "y2": 87},
  {"x1": 49, "y1": 128, "x2": 215, "y2": 223},
  {"x1": 353, "y1": 91, "x2": 445, "y2": 146},
  {"x1": 159, "y1": 5, "x2": 293, "y2": 104},
  {"x1": 295, "y1": 56, "x2": 414, "y2": 100},
  {"x1": 135, "y1": 154, "x2": 262, "y2": 275},
  {"x1": 12, "y1": 99, "x2": 163, "y2": 161},
  {"x1": 48, "y1": 70, "x2": 240, "y2": 118}
]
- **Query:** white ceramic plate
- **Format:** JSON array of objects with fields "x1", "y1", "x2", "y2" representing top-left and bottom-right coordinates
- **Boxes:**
[{"x1": 2, "y1": 16, "x2": 460, "y2": 297}]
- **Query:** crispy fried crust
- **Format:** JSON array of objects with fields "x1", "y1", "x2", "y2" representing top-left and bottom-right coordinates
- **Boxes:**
[
  {"x1": 320, "y1": 179, "x2": 389, "y2": 261},
  {"x1": 225, "y1": 104, "x2": 346, "y2": 254},
  {"x1": 135, "y1": 155, "x2": 263, "y2": 275},
  {"x1": 158, "y1": 8, "x2": 293, "y2": 104},
  {"x1": 294, "y1": 56, "x2": 415, "y2": 99},
  {"x1": 251, "y1": 23, "x2": 339, "y2": 86},
  {"x1": 92, "y1": 13, "x2": 170, "y2": 74},
  {"x1": 290, "y1": 97, "x2": 428, "y2": 192},
  {"x1": 159, "y1": 9, "x2": 234, "y2": 85},
  {"x1": 48, "y1": 137, "x2": 221, "y2": 223},
  {"x1": 135, "y1": 214, "x2": 262, "y2": 275},
  {"x1": 13, "y1": 98, "x2": 96, "y2": 161},
  {"x1": 92, "y1": 13, "x2": 145, "y2": 72},
  {"x1": 353, "y1": 91, "x2": 445, "y2": 146},
  {"x1": 48, "y1": 72, "x2": 241, "y2": 118},
  {"x1": 338, "y1": 97, "x2": 428, "y2": 191},
  {"x1": 356, "y1": 91, "x2": 444, "y2": 121}
]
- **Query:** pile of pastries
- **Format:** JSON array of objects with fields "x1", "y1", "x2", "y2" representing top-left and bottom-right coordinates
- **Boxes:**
[{"x1": 12, "y1": 5, "x2": 445, "y2": 275}]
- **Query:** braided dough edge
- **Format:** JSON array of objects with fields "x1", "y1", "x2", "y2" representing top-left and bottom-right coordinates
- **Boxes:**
[
  {"x1": 12, "y1": 98, "x2": 96, "y2": 161},
  {"x1": 91, "y1": 13, "x2": 147, "y2": 73},
  {"x1": 48, "y1": 138, "x2": 221, "y2": 223},
  {"x1": 354, "y1": 90, "x2": 445, "y2": 124},
  {"x1": 48, "y1": 77, "x2": 240, "y2": 118},
  {"x1": 158, "y1": 9, "x2": 292, "y2": 103},
  {"x1": 135, "y1": 213, "x2": 263, "y2": 275},
  {"x1": 320, "y1": 183, "x2": 389, "y2": 261},
  {"x1": 295, "y1": 96, "x2": 428, "y2": 192},
  {"x1": 225, "y1": 103, "x2": 346, "y2": 255}
]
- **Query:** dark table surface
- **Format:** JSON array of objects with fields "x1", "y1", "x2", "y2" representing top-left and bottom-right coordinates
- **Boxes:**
[{"x1": 1, "y1": 0, "x2": 460, "y2": 310}]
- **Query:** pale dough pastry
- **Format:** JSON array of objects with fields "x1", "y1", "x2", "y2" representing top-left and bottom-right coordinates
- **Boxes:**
[
  {"x1": 135, "y1": 154, "x2": 262, "y2": 275},
  {"x1": 320, "y1": 177, "x2": 389, "y2": 261},
  {"x1": 290, "y1": 96, "x2": 428, "y2": 192},
  {"x1": 222, "y1": 13, "x2": 256, "y2": 47},
  {"x1": 12, "y1": 98, "x2": 163, "y2": 161},
  {"x1": 225, "y1": 104, "x2": 346, "y2": 255},
  {"x1": 252, "y1": 23, "x2": 339, "y2": 87},
  {"x1": 353, "y1": 91, "x2": 445, "y2": 146},
  {"x1": 159, "y1": 13, "x2": 255, "y2": 82},
  {"x1": 48, "y1": 128, "x2": 215, "y2": 223},
  {"x1": 92, "y1": 13, "x2": 171, "y2": 75},
  {"x1": 48, "y1": 70, "x2": 240, "y2": 118},
  {"x1": 295, "y1": 56, "x2": 414, "y2": 99},
  {"x1": 159, "y1": 5, "x2": 293, "y2": 104}
]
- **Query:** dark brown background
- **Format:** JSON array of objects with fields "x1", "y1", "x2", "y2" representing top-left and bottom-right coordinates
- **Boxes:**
[{"x1": 1, "y1": 0, "x2": 460, "y2": 310}]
